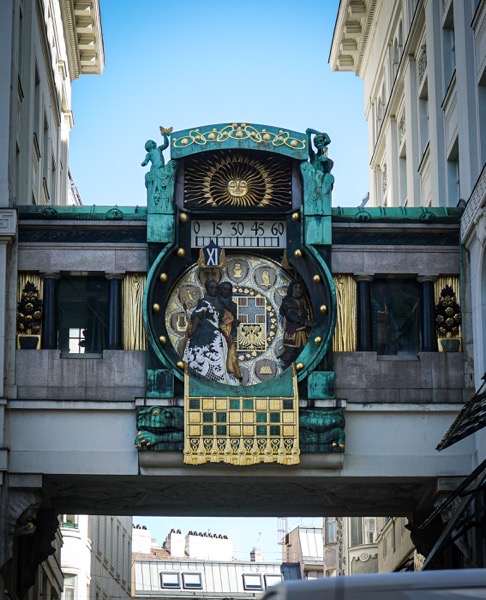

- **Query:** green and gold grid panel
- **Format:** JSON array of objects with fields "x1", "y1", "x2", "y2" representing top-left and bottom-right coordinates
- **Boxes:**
[
  {"x1": 184, "y1": 395, "x2": 300, "y2": 466},
  {"x1": 189, "y1": 397, "x2": 296, "y2": 439}
]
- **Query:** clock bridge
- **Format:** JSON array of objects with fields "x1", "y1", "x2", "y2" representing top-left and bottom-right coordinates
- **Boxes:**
[{"x1": 0, "y1": 123, "x2": 470, "y2": 583}]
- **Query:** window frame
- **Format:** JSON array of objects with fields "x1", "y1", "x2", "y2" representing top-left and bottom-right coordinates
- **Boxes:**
[
  {"x1": 160, "y1": 572, "x2": 181, "y2": 589},
  {"x1": 264, "y1": 574, "x2": 283, "y2": 589},
  {"x1": 182, "y1": 572, "x2": 203, "y2": 590},
  {"x1": 242, "y1": 574, "x2": 263, "y2": 591}
]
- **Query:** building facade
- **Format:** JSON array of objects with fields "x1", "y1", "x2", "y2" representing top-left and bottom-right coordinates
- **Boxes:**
[
  {"x1": 1, "y1": 1, "x2": 484, "y2": 596},
  {"x1": 132, "y1": 526, "x2": 283, "y2": 599},
  {"x1": 282, "y1": 527, "x2": 324, "y2": 580},
  {"x1": 60, "y1": 515, "x2": 132, "y2": 600},
  {"x1": 0, "y1": 1, "x2": 104, "y2": 597},
  {"x1": 331, "y1": 0, "x2": 486, "y2": 568}
]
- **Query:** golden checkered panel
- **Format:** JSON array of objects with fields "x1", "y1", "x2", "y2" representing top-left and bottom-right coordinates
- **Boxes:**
[{"x1": 184, "y1": 394, "x2": 300, "y2": 466}]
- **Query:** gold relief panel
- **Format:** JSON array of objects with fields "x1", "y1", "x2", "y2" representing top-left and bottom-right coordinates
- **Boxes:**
[
  {"x1": 173, "y1": 123, "x2": 306, "y2": 152},
  {"x1": 183, "y1": 150, "x2": 292, "y2": 209}
]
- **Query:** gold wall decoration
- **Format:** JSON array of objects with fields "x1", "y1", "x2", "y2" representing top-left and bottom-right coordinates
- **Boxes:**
[
  {"x1": 332, "y1": 275, "x2": 357, "y2": 352},
  {"x1": 123, "y1": 273, "x2": 146, "y2": 350},
  {"x1": 434, "y1": 276, "x2": 461, "y2": 343},
  {"x1": 173, "y1": 122, "x2": 306, "y2": 151},
  {"x1": 434, "y1": 276, "x2": 460, "y2": 309},
  {"x1": 18, "y1": 273, "x2": 43, "y2": 303},
  {"x1": 183, "y1": 372, "x2": 300, "y2": 466},
  {"x1": 184, "y1": 150, "x2": 292, "y2": 208}
]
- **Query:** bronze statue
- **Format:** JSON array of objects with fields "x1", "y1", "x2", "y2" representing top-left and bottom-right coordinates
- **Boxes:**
[{"x1": 279, "y1": 280, "x2": 312, "y2": 368}]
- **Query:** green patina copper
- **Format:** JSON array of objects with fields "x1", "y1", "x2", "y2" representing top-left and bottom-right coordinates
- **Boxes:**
[
  {"x1": 15, "y1": 205, "x2": 463, "y2": 225},
  {"x1": 300, "y1": 129, "x2": 334, "y2": 245},
  {"x1": 134, "y1": 405, "x2": 345, "y2": 453},
  {"x1": 146, "y1": 369, "x2": 174, "y2": 399},
  {"x1": 331, "y1": 205, "x2": 463, "y2": 223},
  {"x1": 299, "y1": 408, "x2": 345, "y2": 452},
  {"x1": 170, "y1": 122, "x2": 308, "y2": 160},
  {"x1": 16, "y1": 205, "x2": 147, "y2": 220},
  {"x1": 307, "y1": 371, "x2": 335, "y2": 400},
  {"x1": 135, "y1": 406, "x2": 184, "y2": 451},
  {"x1": 141, "y1": 131, "x2": 178, "y2": 243},
  {"x1": 187, "y1": 364, "x2": 296, "y2": 399}
]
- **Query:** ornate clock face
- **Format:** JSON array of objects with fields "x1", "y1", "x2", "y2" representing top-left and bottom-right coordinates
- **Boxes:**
[{"x1": 165, "y1": 254, "x2": 312, "y2": 386}]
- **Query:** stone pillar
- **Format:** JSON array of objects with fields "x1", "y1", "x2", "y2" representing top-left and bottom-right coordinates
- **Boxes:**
[
  {"x1": 41, "y1": 273, "x2": 60, "y2": 350},
  {"x1": 356, "y1": 276, "x2": 373, "y2": 351},
  {"x1": 424, "y1": 0, "x2": 447, "y2": 207},
  {"x1": 106, "y1": 273, "x2": 124, "y2": 350},
  {"x1": 0, "y1": 211, "x2": 16, "y2": 399},
  {"x1": 418, "y1": 276, "x2": 438, "y2": 352}
]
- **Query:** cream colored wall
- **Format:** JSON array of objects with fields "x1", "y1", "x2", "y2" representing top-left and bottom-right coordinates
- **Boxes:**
[
  {"x1": 377, "y1": 517, "x2": 414, "y2": 572},
  {"x1": 332, "y1": 0, "x2": 485, "y2": 209}
]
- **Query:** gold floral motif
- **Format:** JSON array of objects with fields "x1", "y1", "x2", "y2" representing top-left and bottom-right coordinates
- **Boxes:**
[{"x1": 173, "y1": 123, "x2": 306, "y2": 151}]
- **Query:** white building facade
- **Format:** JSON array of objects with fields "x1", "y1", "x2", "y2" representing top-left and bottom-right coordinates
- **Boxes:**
[
  {"x1": 0, "y1": 1, "x2": 104, "y2": 597},
  {"x1": 331, "y1": 0, "x2": 486, "y2": 567},
  {"x1": 330, "y1": 0, "x2": 485, "y2": 213},
  {"x1": 60, "y1": 515, "x2": 132, "y2": 600},
  {"x1": 132, "y1": 527, "x2": 283, "y2": 599}
]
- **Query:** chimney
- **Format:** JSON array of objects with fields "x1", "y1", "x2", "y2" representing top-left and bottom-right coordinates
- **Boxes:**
[
  {"x1": 250, "y1": 547, "x2": 263, "y2": 562},
  {"x1": 164, "y1": 529, "x2": 185, "y2": 558}
]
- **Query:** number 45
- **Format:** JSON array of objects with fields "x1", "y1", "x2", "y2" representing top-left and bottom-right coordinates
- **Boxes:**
[{"x1": 251, "y1": 222, "x2": 264, "y2": 236}]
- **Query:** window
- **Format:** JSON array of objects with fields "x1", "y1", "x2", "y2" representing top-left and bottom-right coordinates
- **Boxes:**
[
  {"x1": 60, "y1": 514, "x2": 78, "y2": 528},
  {"x1": 350, "y1": 517, "x2": 363, "y2": 547},
  {"x1": 57, "y1": 276, "x2": 109, "y2": 353},
  {"x1": 418, "y1": 91, "x2": 429, "y2": 156},
  {"x1": 182, "y1": 573, "x2": 202, "y2": 589},
  {"x1": 370, "y1": 279, "x2": 420, "y2": 355},
  {"x1": 265, "y1": 574, "x2": 282, "y2": 588},
  {"x1": 160, "y1": 573, "x2": 180, "y2": 589},
  {"x1": 242, "y1": 574, "x2": 263, "y2": 590},
  {"x1": 63, "y1": 575, "x2": 76, "y2": 600},
  {"x1": 305, "y1": 570, "x2": 321, "y2": 580},
  {"x1": 364, "y1": 517, "x2": 377, "y2": 543},
  {"x1": 442, "y1": 2, "x2": 455, "y2": 87},
  {"x1": 325, "y1": 517, "x2": 337, "y2": 544},
  {"x1": 447, "y1": 138, "x2": 460, "y2": 206}
]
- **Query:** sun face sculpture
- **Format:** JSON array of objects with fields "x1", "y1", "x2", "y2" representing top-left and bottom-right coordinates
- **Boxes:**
[{"x1": 184, "y1": 150, "x2": 292, "y2": 208}]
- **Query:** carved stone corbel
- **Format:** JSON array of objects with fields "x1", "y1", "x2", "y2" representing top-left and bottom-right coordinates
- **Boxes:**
[{"x1": 0, "y1": 488, "x2": 41, "y2": 570}]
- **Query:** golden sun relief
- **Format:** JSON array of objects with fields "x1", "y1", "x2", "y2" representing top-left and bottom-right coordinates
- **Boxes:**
[{"x1": 183, "y1": 150, "x2": 292, "y2": 209}]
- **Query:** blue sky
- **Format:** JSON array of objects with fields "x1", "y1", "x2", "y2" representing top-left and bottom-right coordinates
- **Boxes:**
[
  {"x1": 69, "y1": 0, "x2": 369, "y2": 208},
  {"x1": 70, "y1": 0, "x2": 366, "y2": 561}
]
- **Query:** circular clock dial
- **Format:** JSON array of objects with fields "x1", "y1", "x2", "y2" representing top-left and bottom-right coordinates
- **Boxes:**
[{"x1": 165, "y1": 254, "x2": 312, "y2": 386}]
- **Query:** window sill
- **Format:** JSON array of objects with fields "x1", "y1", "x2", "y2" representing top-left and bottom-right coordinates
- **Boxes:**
[
  {"x1": 376, "y1": 353, "x2": 419, "y2": 361},
  {"x1": 60, "y1": 352, "x2": 103, "y2": 359}
]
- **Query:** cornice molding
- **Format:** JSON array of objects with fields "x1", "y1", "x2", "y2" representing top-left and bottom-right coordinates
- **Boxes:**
[
  {"x1": 60, "y1": 0, "x2": 104, "y2": 81},
  {"x1": 329, "y1": 0, "x2": 378, "y2": 75}
]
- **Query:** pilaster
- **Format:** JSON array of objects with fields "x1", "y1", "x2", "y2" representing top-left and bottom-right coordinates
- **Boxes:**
[
  {"x1": 355, "y1": 275, "x2": 373, "y2": 351},
  {"x1": 418, "y1": 275, "x2": 438, "y2": 352},
  {"x1": 106, "y1": 273, "x2": 124, "y2": 350},
  {"x1": 404, "y1": 59, "x2": 421, "y2": 206},
  {"x1": 41, "y1": 273, "x2": 60, "y2": 350},
  {"x1": 0, "y1": 210, "x2": 17, "y2": 397},
  {"x1": 424, "y1": 0, "x2": 447, "y2": 206}
]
